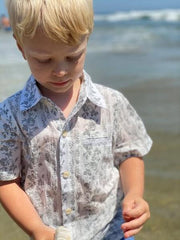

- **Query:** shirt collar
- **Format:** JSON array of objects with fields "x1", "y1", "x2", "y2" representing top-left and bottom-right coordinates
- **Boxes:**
[
  {"x1": 83, "y1": 70, "x2": 107, "y2": 109},
  {"x1": 20, "y1": 75, "x2": 42, "y2": 111},
  {"x1": 20, "y1": 71, "x2": 107, "y2": 112}
]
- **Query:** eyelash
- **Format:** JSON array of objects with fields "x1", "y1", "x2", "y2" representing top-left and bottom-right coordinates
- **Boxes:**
[
  {"x1": 36, "y1": 55, "x2": 81, "y2": 64},
  {"x1": 66, "y1": 55, "x2": 81, "y2": 62},
  {"x1": 36, "y1": 59, "x2": 51, "y2": 64}
]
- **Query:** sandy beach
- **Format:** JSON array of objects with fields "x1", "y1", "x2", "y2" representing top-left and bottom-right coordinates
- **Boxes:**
[{"x1": 123, "y1": 79, "x2": 180, "y2": 240}]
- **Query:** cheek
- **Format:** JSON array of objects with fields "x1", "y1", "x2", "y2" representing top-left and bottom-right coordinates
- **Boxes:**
[
  {"x1": 72, "y1": 56, "x2": 86, "y2": 74},
  {"x1": 27, "y1": 60, "x2": 49, "y2": 78}
]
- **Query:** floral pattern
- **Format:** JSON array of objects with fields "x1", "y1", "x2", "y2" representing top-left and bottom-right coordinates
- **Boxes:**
[{"x1": 0, "y1": 71, "x2": 152, "y2": 240}]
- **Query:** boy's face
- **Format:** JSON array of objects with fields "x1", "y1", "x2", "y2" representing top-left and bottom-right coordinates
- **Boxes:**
[{"x1": 17, "y1": 30, "x2": 88, "y2": 95}]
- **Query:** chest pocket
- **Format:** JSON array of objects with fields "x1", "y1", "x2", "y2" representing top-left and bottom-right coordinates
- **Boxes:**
[
  {"x1": 80, "y1": 135, "x2": 113, "y2": 171},
  {"x1": 79, "y1": 120, "x2": 113, "y2": 163}
]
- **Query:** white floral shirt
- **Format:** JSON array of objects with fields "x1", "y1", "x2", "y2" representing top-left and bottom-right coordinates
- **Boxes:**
[{"x1": 0, "y1": 71, "x2": 152, "y2": 240}]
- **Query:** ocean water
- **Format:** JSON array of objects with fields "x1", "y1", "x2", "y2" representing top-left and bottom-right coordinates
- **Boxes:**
[
  {"x1": 0, "y1": 9, "x2": 180, "y2": 131},
  {"x1": 87, "y1": 9, "x2": 180, "y2": 88},
  {"x1": 1, "y1": 9, "x2": 180, "y2": 86}
]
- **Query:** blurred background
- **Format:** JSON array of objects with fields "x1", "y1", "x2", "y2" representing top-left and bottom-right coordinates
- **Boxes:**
[{"x1": 0, "y1": 0, "x2": 180, "y2": 239}]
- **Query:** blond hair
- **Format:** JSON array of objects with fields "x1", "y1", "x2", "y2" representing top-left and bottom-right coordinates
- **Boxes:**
[{"x1": 6, "y1": 0, "x2": 94, "y2": 46}]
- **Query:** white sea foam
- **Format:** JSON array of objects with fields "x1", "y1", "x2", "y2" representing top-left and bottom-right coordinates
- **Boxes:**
[
  {"x1": 88, "y1": 26, "x2": 156, "y2": 54},
  {"x1": 95, "y1": 9, "x2": 180, "y2": 22}
]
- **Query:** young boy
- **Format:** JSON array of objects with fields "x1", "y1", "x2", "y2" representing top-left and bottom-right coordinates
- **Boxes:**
[{"x1": 0, "y1": 0, "x2": 152, "y2": 240}]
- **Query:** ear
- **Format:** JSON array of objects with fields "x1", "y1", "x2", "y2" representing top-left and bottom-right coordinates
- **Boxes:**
[{"x1": 13, "y1": 34, "x2": 27, "y2": 60}]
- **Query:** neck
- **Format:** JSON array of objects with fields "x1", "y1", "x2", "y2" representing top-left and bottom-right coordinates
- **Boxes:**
[{"x1": 39, "y1": 78, "x2": 81, "y2": 117}]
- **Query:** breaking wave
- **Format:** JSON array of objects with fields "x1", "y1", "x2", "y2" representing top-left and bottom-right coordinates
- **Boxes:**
[{"x1": 95, "y1": 9, "x2": 180, "y2": 23}]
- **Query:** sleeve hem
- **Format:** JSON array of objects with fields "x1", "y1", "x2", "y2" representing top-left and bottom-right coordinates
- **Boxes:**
[{"x1": 0, "y1": 172, "x2": 19, "y2": 181}]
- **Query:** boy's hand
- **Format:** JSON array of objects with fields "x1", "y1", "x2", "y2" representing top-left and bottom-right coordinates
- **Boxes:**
[
  {"x1": 31, "y1": 225, "x2": 55, "y2": 240},
  {"x1": 121, "y1": 195, "x2": 150, "y2": 239}
]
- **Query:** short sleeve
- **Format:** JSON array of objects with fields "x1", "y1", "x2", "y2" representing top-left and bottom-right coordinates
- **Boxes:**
[
  {"x1": 0, "y1": 101, "x2": 21, "y2": 181},
  {"x1": 113, "y1": 92, "x2": 152, "y2": 168}
]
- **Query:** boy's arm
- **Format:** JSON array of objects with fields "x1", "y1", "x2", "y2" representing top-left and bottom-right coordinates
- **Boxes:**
[
  {"x1": 0, "y1": 178, "x2": 55, "y2": 240},
  {"x1": 119, "y1": 157, "x2": 150, "y2": 238}
]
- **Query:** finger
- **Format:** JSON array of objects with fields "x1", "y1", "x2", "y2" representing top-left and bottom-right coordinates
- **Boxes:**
[
  {"x1": 121, "y1": 213, "x2": 148, "y2": 232},
  {"x1": 123, "y1": 226, "x2": 143, "y2": 239}
]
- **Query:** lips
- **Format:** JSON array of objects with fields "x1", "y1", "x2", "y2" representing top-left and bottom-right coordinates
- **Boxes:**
[{"x1": 50, "y1": 79, "x2": 71, "y2": 86}]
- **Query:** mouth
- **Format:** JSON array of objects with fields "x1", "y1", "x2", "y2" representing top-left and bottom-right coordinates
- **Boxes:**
[{"x1": 50, "y1": 79, "x2": 71, "y2": 86}]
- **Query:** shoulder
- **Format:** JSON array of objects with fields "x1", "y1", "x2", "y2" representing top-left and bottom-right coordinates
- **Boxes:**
[
  {"x1": 93, "y1": 83, "x2": 141, "y2": 124},
  {"x1": 0, "y1": 91, "x2": 23, "y2": 140},
  {"x1": 0, "y1": 91, "x2": 22, "y2": 122},
  {"x1": 84, "y1": 70, "x2": 128, "y2": 108},
  {"x1": 94, "y1": 83, "x2": 129, "y2": 107}
]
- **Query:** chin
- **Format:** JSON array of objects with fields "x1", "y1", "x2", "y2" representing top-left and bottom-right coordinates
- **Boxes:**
[{"x1": 51, "y1": 85, "x2": 73, "y2": 94}]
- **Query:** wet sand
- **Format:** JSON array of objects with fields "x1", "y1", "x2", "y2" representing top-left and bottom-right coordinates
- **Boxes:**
[{"x1": 123, "y1": 79, "x2": 180, "y2": 239}]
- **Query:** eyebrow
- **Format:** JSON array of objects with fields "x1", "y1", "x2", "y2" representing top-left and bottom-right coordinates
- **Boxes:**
[
  {"x1": 29, "y1": 51, "x2": 52, "y2": 57},
  {"x1": 70, "y1": 48, "x2": 86, "y2": 56},
  {"x1": 30, "y1": 48, "x2": 86, "y2": 57}
]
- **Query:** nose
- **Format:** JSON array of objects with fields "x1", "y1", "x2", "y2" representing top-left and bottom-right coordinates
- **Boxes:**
[{"x1": 53, "y1": 62, "x2": 68, "y2": 77}]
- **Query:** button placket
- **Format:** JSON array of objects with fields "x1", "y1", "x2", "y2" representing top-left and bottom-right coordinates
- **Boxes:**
[{"x1": 59, "y1": 125, "x2": 74, "y2": 224}]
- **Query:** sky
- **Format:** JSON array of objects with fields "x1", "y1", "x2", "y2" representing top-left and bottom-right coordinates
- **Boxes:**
[
  {"x1": 93, "y1": 0, "x2": 180, "y2": 13},
  {"x1": 0, "y1": 0, "x2": 8, "y2": 16},
  {"x1": 1, "y1": 0, "x2": 180, "y2": 16}
]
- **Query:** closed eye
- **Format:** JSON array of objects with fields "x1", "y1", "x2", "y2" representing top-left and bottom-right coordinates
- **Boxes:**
[
  {"x1": 66, "y1": 56, "x2": 79, "y2": 63},
  {"x1": 36, "y1": 58, "x2": 52, "y2": 64},
  {"x1": 66, "y1": 53, "x2": 83, "y2": 63}
]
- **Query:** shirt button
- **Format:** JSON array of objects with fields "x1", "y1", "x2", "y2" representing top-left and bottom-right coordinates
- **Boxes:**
[
  {"x1": 65, "y1": 208, "x2": 72, "y2": 215},
  {"x1": 63, "y1": 171, "x2": 70, "y2": 179},
  {"x1": 62, "y1": 131, "x2": 68, "y2": 137}
]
